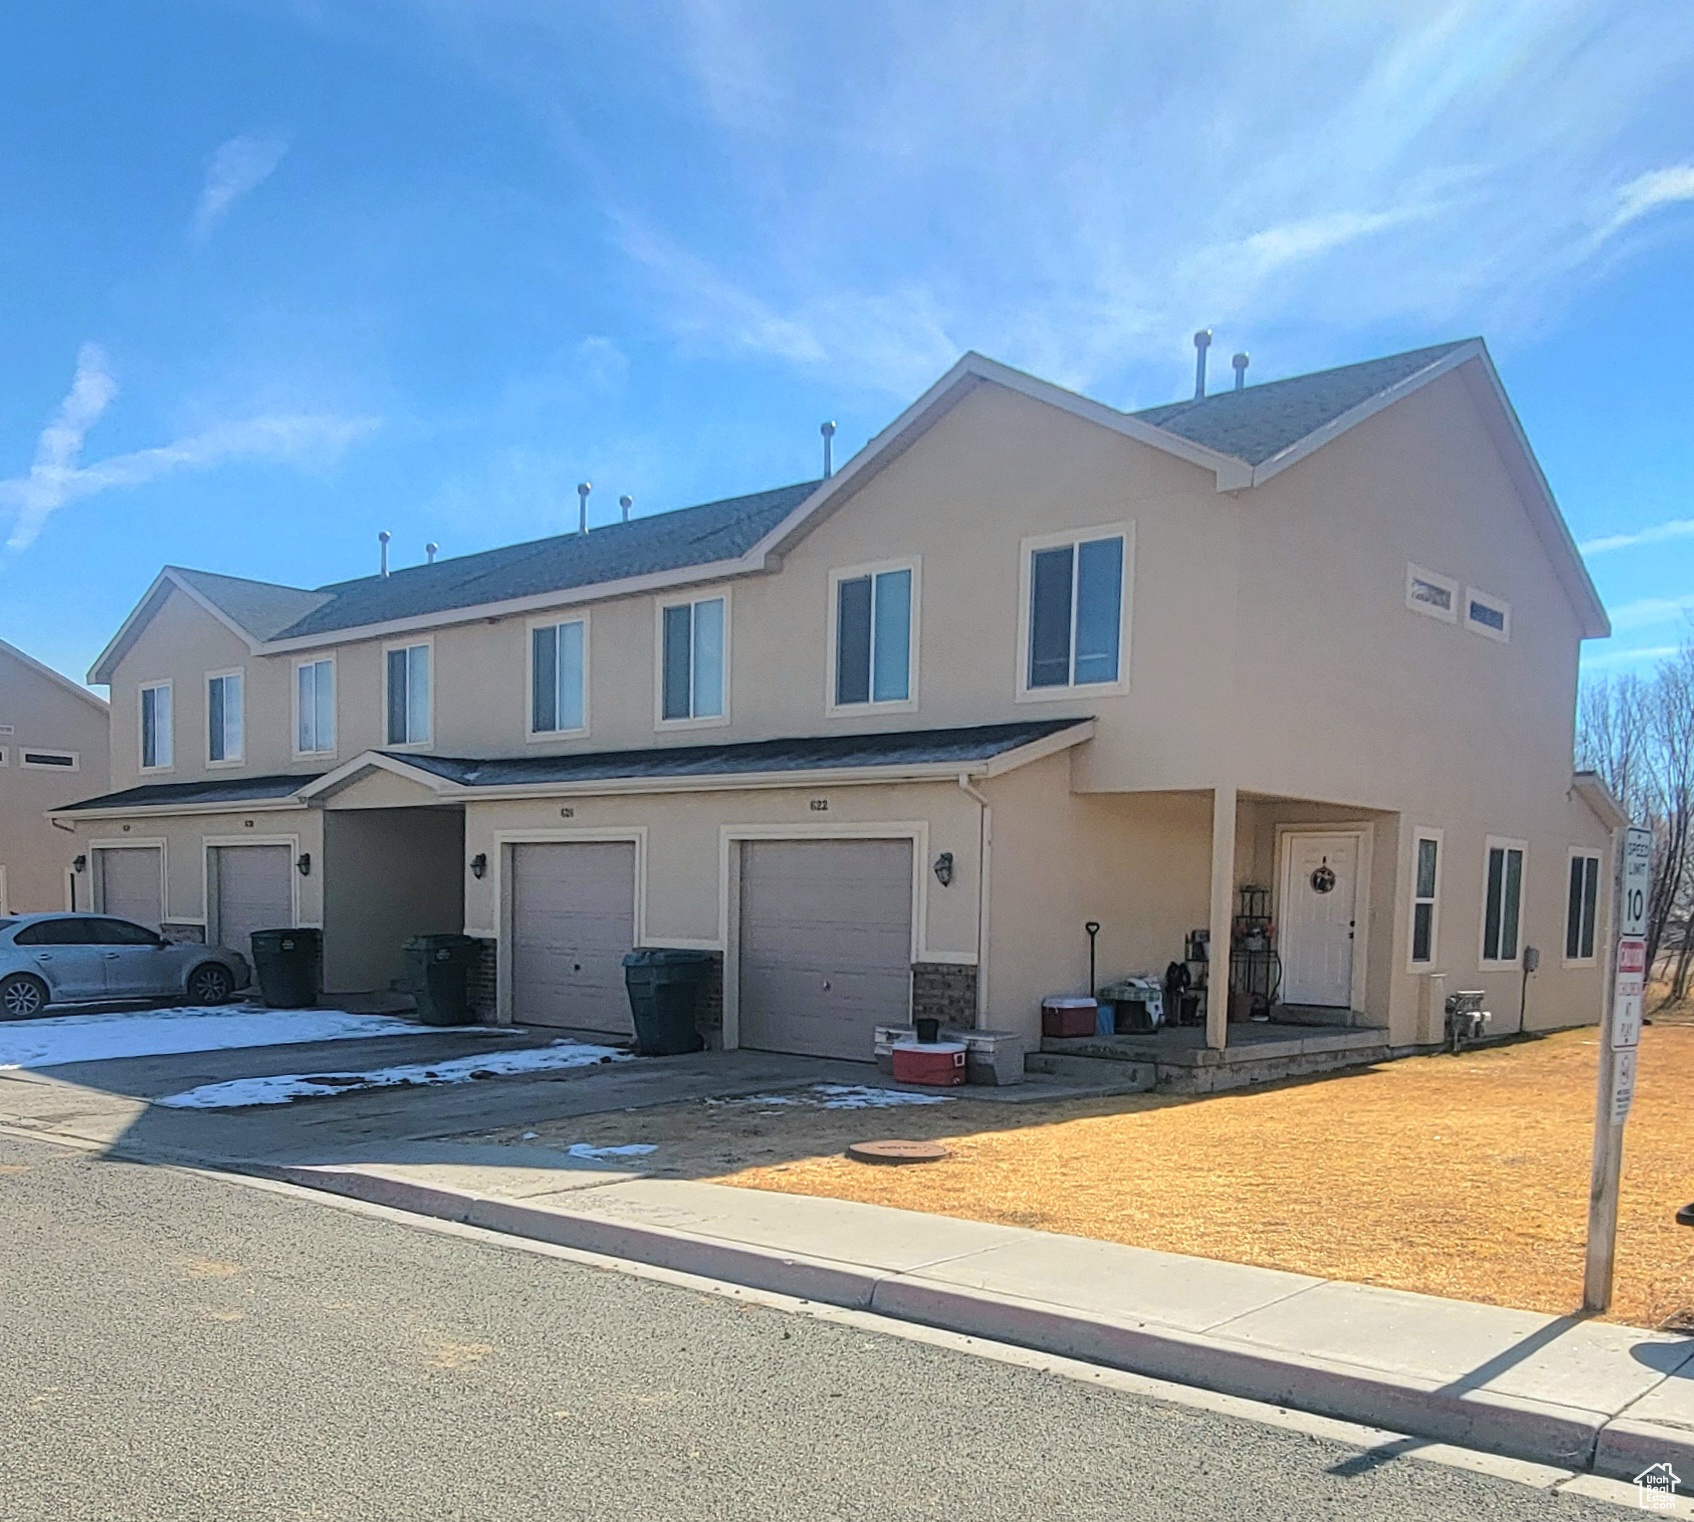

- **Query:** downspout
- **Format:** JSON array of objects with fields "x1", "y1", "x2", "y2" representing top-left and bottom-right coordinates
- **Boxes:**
[{"x1": 958, "y1": 773, "x2": 992, "y2": 1025}]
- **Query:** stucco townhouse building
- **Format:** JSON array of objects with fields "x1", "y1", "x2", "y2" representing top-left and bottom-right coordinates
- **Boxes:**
[
  {"x1": 53, "y1": 338, "x2": 1621, "y2": 1061},
  {"x1": 0, "y1": 638, "x2": 110, "y2": 915}
]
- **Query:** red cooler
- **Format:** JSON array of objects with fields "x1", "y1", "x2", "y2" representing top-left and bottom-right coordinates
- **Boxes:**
[
  {"x1": 1042, "y1": 997, "x2": 1098, "y2": 1038},
  {"x1": 891, "y1": 1041, "x2": 968, "y2": 1087}
]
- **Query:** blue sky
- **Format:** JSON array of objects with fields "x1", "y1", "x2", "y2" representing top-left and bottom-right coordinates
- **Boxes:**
[{"x1": 1, "y1": 1, "x2": 1691, "y2": 687}]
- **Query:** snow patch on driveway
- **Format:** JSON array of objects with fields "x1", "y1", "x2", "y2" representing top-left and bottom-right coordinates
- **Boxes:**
[
  {"x1": 0, "y1": 1007, "x2": 446, "y2": 1071},
  {"x1": 565, "y1": 1142, "x2": 657, "y2": 1160},
  {"x1": 710, "y1": 1083, "x2": 953, "y2": 1110},
  {"x1": 156, "y1": 1040, "x2": 632, "y2": 1108}
]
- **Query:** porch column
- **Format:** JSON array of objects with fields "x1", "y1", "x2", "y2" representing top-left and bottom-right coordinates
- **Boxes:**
[{"x1": 1207, "y1": 783, "x2": 1236, "y2": 1051}]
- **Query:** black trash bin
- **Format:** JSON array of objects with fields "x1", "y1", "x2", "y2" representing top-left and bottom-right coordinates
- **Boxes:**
[
  {"x1": 622, "y1": 949, "x2": 713, "y2": 1055},
  {"x1": 405, "y1": 934, "x2": 480, "y2": 1026},
  {"x1": 249, "y1": 928, "x2": 322, "y2": 1009}
]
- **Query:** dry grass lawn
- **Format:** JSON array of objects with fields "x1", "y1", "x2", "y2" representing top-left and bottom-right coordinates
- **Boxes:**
[{"x1": 706, "y1": 1026, "x2": 1694, "y2": 1330}]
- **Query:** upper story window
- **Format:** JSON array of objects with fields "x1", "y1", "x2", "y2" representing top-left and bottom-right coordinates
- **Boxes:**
[
  {"x1": 140, "y1": 682, "x2": 173, "y2": 771},
  {"x1": 831, "y1": 563, "x2": 915, "y2": 710},
  {"x1": 1565, "y1": 851, "x2": 1601, "y2": 964},
  {"x1": 1465, "y1": 587, "x2": 1510, "y2": 642},
  {"x1": 1022, "y1": 527, "x2": 1129, "y2": 695},
  {"x1": 532, "y1": 618, "x2": 587, "y2": 735},
  {"x1": 296, "y1": 658, "x2": 336, "y2": 756},
  {"x1": 1410, "y1": 829, "x2": 1441, "y2": 966},
  {"x1": 659, "y1": 595, "x2": 726, "y2": 724},
  {"x1": 19, "y1": 748, "x2": 79, "y2": 771},
  {"x1": 207, "y1": 671, "x2": 244, "y2": 765},
  {"x1": 1406, "y1": 563, "x2": 1458, "y2": 622},
  {"x1": 1481, "y1": 837, "x2": 1526, "y2": 966},
  {"x1": 385, "y1": 642, "x2": 431, "y2": 747}
]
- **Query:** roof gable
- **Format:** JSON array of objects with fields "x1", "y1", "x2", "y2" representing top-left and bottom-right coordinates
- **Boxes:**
[{"x1": 0, "y1": 637, "x2": 109, "y2": 715}]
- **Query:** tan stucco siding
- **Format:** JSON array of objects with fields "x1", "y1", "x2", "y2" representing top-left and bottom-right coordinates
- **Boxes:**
[{"x1": 0, "y1": 649, "x2": 110, "y2": 913}]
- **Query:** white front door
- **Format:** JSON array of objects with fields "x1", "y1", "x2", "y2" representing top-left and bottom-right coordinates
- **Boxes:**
[{"x1": 1279, "y1": 832, "x2": 1360, "y2": 1008}]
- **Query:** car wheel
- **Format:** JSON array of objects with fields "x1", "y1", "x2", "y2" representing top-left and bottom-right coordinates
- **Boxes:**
[
  {"x1": 186, "y1": 964, "x2": 234, "y2": 1006},
  {"x1": 0, "y1": 973, "x2": 49, "y2": 1020}
]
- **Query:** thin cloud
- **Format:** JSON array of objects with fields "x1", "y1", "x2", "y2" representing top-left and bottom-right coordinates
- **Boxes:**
[
  {"x1": 1582, "y1": 643, "x2": 1680, "y2": 670},
  {"x1": 192, "y1": 133, "x2": 291, "y2": 237},
  {"x1": 1598, "y1": 164, "x2": 1694, "y2": 240},
  {"x1": 1605, "y1": 592, "x2": 1694, "y2": 633},
  {"x1": 0, "y1": 348, "x2": 377, "y2": 554},
  {"x1": 1580, "y1": 516, "x2": 1694, "y2": 556}
]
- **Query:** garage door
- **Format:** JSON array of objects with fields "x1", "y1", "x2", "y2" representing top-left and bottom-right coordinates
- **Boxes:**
[
  {"x1": 509, "y1": 842, "x2": 637, "y2": 1032},
  {"x1": 738, "y1": 839, "x2": 913, "y2": 1060},
  {"x1": 213, "y1": 845, "x2": 295, "y2": 959},
  {"x1": 99, "y1": 847, "x2": 164, "y2": 929}
]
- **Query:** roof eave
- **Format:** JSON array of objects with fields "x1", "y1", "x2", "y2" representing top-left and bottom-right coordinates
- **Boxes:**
[
  {"x1": 0, "y1": 637, "x2": 110, "y2": 714},
  {"x1": 89, "y1": 568, "x2": 266, "y2": 685},
  {"x1": 1573, "y1": 770, "x2": 1629, "y2": 831},
  {"x1": 48, "y1": 794, "x2": 310, "y2": 822}
]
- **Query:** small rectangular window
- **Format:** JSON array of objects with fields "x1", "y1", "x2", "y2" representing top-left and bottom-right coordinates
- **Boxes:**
[
  {"x1": 141, "y1": 683, "x2": 172, "y2": 770},
  {"x1": 1465, "y1": 587, "x2": 1510, "y2": 642},
  {"x1": 1027, "y1": 533, "x2": 1125, "y2": 690},
  {"x1": 385, "y1": 645, "x2": 431, "y2": 746},
  {"x1": 1566, "y1": 852, "x2": 1601, "y2": 962},
  {"x1": 19, "y1": 749, "x2": 78, "y2": 770},
  {"x1": 297, "y1": 659, "x2": 335, "y2": 755},
  {"x1": 531, "y1": 620, "x2": 587, "y2": 734},
  {"x1": 207, "y1": 673, "x2": 243, "y2": 763},
  {"x1": 1411, "y1": 831, "x2": 1441, "y2": 965},
  {"x1": 1406, "y1": 564, "x2": 1458, "y2": 622},
  {"x1": 834, "y1": 566, "x2": 913, "y2": 707},
  {"x1": 1483, "y1": 840, "x2": 1526, "y2": 964},
  {"x1": 661, "y1": 597, "x2": 726, "y2": 722}
]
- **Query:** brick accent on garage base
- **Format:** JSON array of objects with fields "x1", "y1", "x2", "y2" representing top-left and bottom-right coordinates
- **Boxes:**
[
  {"x1": 911, "y1": 962, "x2": 978, "y2": 1026},
  {"x1": 468, "y1": 935, "x2": 498, "y2": 1023}
]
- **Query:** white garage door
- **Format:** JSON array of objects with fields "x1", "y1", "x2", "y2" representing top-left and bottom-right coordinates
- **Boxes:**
[
  {"x1": 213, "y1": 845, "x2": 295, "y2": 960},
  {"x1": 509, "y1": 842, "x2": 637, "y2": 1033},
  {"x1": 738, "y1": 839, "x2": 913, "y2": 1061},
  {"x1": 99, "y1": 847, "x2": 164, "y2": 930}
]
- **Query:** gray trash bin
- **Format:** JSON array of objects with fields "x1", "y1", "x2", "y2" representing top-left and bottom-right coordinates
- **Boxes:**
[
  {"x1": 622, "y1": 949, "x2": 713, "y2": 1055},
  {"x1": 405, "y1": 934, "x2": 480, "y2": 1026}
]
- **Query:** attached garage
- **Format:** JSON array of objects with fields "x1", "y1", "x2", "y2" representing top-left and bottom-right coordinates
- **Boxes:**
[
  {"x1": 98, "y1": 846, "x2": 164, "y2": 929},
  {"x1": 508, "y1": 841, "x2": 637, "y2": 1032},
  {"x1": 737, "y1": 838, "x2": 914, "y2": 1060},
  {"x1": 211, "y1": 844, "x2": 296, "y2": 959}
]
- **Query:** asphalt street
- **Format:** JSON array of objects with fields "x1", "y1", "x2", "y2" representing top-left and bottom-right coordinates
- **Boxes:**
[{"x1": 0, "y1": 1131, "x2": 1631, "y2": 1522}]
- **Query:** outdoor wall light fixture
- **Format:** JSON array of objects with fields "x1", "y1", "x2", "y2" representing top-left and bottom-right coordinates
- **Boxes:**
[
  {"x1": 470, "y1": 853, "x2": 488, "y2": 880},
  {"x1": 72, "y1": 855, "x2": 86, "y2": 873},
  {"x1": 933, "y1": 851, "x2": 954, "y2": 887},
  {"x1": 296, "y1": 853, "x2": 312, "y2": 877}
]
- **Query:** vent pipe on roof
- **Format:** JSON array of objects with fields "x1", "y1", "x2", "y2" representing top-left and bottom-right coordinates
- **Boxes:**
[
  {"x1": 1232, "y1": 352, "x2": 1249, "y2": 391},
  {"x1": 619, "y1": 494, "x2": 633, "y2": 523},
  {"x1": 577, "y1": 481, "x2": 591, "y2": 535},
  {"x1": 426, "y1": 542, "x2": 439, "y2": 565},
  {"x1": 378, "y1": 530, "x2": 391, "y2": 578},
  {"x1": 1192, "y1": 330, "x2": 1212, "y2": 400},
  {"x1": 821, "y1": 420, "x2": 836, "y2": 479}
]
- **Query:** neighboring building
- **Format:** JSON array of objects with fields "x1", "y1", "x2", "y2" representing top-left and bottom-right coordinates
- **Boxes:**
[
  {"x1": 0, "y1": 639, "x2": 110, "y2": 914},
  {"x1": 56, "y1": 338, "x2": 1620, "y2": 1057}
]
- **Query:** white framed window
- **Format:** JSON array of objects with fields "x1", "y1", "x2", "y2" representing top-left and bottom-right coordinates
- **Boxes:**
[
  {"x1": 206, "y1": 670, "x2": 244, "y2": 766},
  {"x1": 1465, "y1": 587, "x2": 1510, "y2": 642},
  {"x1": 1017, "y1": 524, "x2": 1132, "y2": 699},
  {"x1": 140, "y1": 682, "x2": 173, "y2": 771},
  {"x1": 0, "y1": 746, "x2": 8, "y2": 766},
  {"x1": 384, "y1": 641, "x2": 432, "y2": 747},
  {"x1": 656, "y1": 593, "x2": 728, "y2": 727},
  {"x1": 530, "y1": 616, "x2": 589, "y2": 736},
  {"x1": 19, "y1": 748, "x2": 79, "y2": 772},
  {"x1": 1409, "y1": 828, "x2": 1442, "y2": 967},
  {"x1": 295, "y1": 657, "x2": 336, "y2": 757},
  {"x1": 1481, "y1": 836, "x2": 1527, "y2": 967},
  {"x1": 1565, "y1": 849, "x2": 1602, "y2": 965},
  {"x1": 828, "y1": 560, "x2": 918, "y2": 713},
  {"x1": 1406, "y1": 563, "x2": 1458, "y2": 622}
]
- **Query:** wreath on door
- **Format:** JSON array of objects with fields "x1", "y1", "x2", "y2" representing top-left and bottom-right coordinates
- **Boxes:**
[{"x1": 1310, "y1": 862, "x2": 1337, "y2": 894}]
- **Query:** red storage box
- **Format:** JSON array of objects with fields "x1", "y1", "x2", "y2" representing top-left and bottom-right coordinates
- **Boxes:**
[
  {"x1": 1042, "y1": 997, "x2": 1098, "y2": 1038},
  {"x1": 891, "y1": 1042, "x2": 967, "y2": 1087}
]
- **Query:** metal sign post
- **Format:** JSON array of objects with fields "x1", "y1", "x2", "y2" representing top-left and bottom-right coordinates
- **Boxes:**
[{"x1": 1583, "y1": 823, "x2": 1653, "y2": 1314}]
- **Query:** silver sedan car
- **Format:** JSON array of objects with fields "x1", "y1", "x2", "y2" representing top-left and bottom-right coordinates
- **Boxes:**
[{"x1": 0, "y1": 913, "x2": 251, "y2": 1019}]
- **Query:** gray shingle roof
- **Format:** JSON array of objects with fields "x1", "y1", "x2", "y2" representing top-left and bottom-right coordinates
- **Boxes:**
[
  {"x1": 1133, "y1": 340, "x2": 1473, "y2": 467},
  {"x1": 180, "y1": 481, "x2": 820, "y2": 644},
  {"x1": 387, "y1": 719, "x2": 1087, "y2": 788},
  {"x1": 57, "y1": 772, "x2": 322, "y2": 814}
]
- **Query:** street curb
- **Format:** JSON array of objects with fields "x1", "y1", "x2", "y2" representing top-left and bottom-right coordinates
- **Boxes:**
[{"x1": 262, "y1": 1161, "x2": 1694, "y2": 1484}]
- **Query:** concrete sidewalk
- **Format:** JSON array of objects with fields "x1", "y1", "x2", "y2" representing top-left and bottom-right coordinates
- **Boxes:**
[{"x1": 257, "y1": 1142, "x2": 1694, "y2": 1485}]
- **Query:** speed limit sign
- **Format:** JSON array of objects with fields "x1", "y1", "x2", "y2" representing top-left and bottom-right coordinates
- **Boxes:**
[{"x1": 1622, "y1": 825, "x2": 1652, "y2": 937}]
